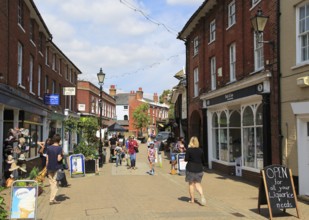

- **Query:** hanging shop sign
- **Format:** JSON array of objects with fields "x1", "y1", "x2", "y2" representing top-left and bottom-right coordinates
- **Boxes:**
[
  {"x1": 44, "y1": 94, "x2": 59, "y2": 106},
  {"x1": 63, "y1": 87, "x2": 76, "y2": 96}
]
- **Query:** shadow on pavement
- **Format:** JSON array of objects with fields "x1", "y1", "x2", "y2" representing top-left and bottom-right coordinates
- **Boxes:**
[{"x1": 56, "y1": 194, "x2": 70, "y2": 202}]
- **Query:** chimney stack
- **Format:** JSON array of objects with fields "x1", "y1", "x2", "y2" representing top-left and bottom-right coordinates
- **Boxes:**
[
  {"x1": 109, "y1": 85, "x2": 116, "y2": 97},
  {"x1": 153, "y1": 93, "x2": 158, "y2": 103},
  {"x1": 136, "y1": 87, "x2": 143, "y2": 100}
]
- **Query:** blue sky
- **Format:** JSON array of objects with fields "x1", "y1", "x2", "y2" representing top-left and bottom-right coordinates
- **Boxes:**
[{"x1": 34, "y1": 0, "x2": 204, "y2": 98}]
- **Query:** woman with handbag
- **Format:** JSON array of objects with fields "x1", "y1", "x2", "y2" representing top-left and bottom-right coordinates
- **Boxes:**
[{"x1": 185, "y1": 136, "x2": 206, "y2": 206}]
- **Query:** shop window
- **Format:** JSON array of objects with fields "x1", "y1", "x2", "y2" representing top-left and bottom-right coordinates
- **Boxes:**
[
  {"x1": 219, "y1": 112, "x2": 228, "y2": 162},
  {"x1": 242, "y1": 104, "x2": 263, "y2": 169},
  {"x1": 229, "y1": 110, "x2": 241, "y2": 162},
  {"x1": 212, "y1": 113, "x2": 219, "y2": 160}
]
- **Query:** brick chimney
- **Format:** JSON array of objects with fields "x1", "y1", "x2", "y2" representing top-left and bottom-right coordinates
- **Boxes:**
[
  {"x1": 129, "y1": 90, "x2": 135, "y2": 101},
  {"x1": 153, "y1": 93, "x2": 158, "y2": 103},
  {"x1": 109, "y1": 85, "x2": 116, "y2": 97},
  {"x1": 136, "y1": 87, "x2": 143, "y2": 100}
]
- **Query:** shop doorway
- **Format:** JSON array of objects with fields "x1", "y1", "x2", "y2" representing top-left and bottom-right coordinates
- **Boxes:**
[
  {"x1": 190, "y1": 110, "x2": 201, "y2": 142},
  {"x1": 298, "y1": 120, "x2": 309, "y2": 196}
]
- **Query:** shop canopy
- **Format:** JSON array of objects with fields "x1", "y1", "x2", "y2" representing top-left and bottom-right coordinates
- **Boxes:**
[{"x1": 107, "y1": 122, "x2": 128, "y2": 132}]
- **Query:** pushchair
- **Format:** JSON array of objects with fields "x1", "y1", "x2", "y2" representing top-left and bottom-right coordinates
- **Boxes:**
[{"x1": 109, "y1": 147, "x2": 117, "y2": 163}]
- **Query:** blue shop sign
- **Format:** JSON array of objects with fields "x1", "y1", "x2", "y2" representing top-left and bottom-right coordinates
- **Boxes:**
[{"x1": 44, "y1": 94, "x2": 59, "y2": 105}]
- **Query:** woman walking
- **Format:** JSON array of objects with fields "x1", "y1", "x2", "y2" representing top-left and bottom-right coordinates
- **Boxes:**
[{"x1": 185, "y1": 136, "x2": 206, "y2": 206}]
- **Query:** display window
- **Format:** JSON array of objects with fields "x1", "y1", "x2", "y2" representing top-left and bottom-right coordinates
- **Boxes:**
[
  {"x1": 242, "y1": 104, "x2": 263, "y2": 169},
  {"x1": 210, "y1": 101, "x2": 262, "y2": 169}
]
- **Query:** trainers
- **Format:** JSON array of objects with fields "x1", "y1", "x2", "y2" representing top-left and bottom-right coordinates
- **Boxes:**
[
  {"x1": 200, "y1": 197, "x2": 206, "y2": 206},
  {"x1": 49, "y1": 200, "x2": 60, "y2": 205}
]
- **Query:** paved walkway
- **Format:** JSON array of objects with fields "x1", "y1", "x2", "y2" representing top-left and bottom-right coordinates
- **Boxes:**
[{"x1": 2, "y1": 144, "x2": 309, "y2": 219}]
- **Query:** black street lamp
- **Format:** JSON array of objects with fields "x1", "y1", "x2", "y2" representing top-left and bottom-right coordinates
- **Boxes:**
[{"x1": 97, "y1": 68, "x2": 105, "y2": 168}]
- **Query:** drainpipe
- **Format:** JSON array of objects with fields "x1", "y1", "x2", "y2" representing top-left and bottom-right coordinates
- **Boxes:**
[{"x1": 276, "y1": 0, "x2": 283, "y2": 165}]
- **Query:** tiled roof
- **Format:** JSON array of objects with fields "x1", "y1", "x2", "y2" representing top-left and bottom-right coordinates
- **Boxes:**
[{"x1": 115, "y1": 93, "x2": 129, "y2": 105}]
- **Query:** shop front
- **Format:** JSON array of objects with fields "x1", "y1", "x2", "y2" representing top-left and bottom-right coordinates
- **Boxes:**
[
  {"x1": 291, "y1": 102, "x2": 309, "y2": 196},
  {"x1": 201, "y1": 73, "x2": 272, "y2": 182}
]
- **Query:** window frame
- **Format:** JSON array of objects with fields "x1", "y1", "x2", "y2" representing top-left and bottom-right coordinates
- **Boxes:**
[
  {"x1": 254, "y1": 33, "x2": 264, "y2": 71},
  {"x1": 29, "y1": 55, "x2": 34, "y2": 93},
  {"x1": 193, "y1": 68, "x2": 199, "y2": 97},
  {"x1": 209, "y1": 20, "x2": 216, "y2": 43},
  {"x1": 296, "y1": 2, "x2": 309, "y2": 64},
  {"x1": 17, "y1": 42, "x2": 23, "y2": 86},
  {"x1": 229, "y1": 43, "x2": 236, "y2": 82},
  {"x1": 193, "y1": 36, "x2": 199, "y2": 56},
  {"x1": 17, "y1": 0, "x2": 24, "y2": 28},
  {"x1": 210, "y1": 56, "x2": 216, "y2": 90},
  {"x1": 228, "y1": 0, "x2": 236, "y2": 28},
  {"x1": 38, "y1": 65, "x2": 41, "y2": 97}
]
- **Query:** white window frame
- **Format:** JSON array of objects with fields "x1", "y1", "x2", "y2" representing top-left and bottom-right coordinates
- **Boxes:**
[
  {"x1": 210, "y1": 57, "x2": 216, "y2": 90},
  {"x1": 17, "y1": 0, "x2": 24, "y2": 27},
  {"x1": 193, "y1": 36, "x2": 199, "y2": 56},
  {"x1": 228, "y1": 1, "x2": 236, "y2": 27},
  {"x1": 209, "y1": 20, "x2": 216, "y2": 43},
  {"x1": 52, "y1": 53, "x2": 56, "y2": 71},
  {"x1": 297, "y1": 2, "x2": 309, "y2": 64},
  {"x1": 251, "y1": 0, "x2": 261, "y2": 8},
  {"x1": 193, "y1": 68, "x2": 199, "y2": 97},
  {"x1": 17, "y1": 42, "x2": 23, "y2": 86},
  {"x1": 38, "y1": 65, "x2": 41, "y2": 97},
  {"x1": 229, "y1": 43, "x2": 236, "y2": 82},
  {"x1": 45, "y1": 47, "x2": 49, "y2": 66},
  {"x1": 29, "y1": 55, "x2": 34, "y2": 93},
  {"x1": 254, "y1": 33, "x2": 264, "y2": 71}
]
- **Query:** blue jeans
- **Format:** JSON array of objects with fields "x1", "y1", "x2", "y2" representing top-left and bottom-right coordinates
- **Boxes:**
[
  {"x1": 116, "y1": 153, "x2": 123, "y2": 166},
  {"x1": 130, "y1": 153, "x2": 136, "y2": 167}
]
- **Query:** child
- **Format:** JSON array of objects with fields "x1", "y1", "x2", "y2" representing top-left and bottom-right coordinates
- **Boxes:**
[
  {"x1": 114, "y1": 145, "x2": 124, "y2": 167},
  {"x1": 147, "y1": 142, "x2": 156, "y2": 175}
]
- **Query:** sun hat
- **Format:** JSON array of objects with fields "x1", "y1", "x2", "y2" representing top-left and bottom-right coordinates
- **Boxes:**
[
  {"x1": 6, "y1": 155, "x2": 15, "y2": 164},
  {"x1": 149, "y1": 141, "x2": 154, "y2": 145},
  {"x1": 19, "y1": 164, "x2": 27, "y2": 173},
  {"x1": 18, "y1": 154, "x2": 26, "y2": 161},
  {"x1": 9, "y1": 162, "x2": 21, "y2": 171}
]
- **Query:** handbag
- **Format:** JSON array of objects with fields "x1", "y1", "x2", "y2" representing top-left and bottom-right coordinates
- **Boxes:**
[
  {"x1": 134, "y1": 147, "x2": 139, "y2": 153},
  {"x1": 56, "y1": 169, "x2": 65, "y2": 181}
]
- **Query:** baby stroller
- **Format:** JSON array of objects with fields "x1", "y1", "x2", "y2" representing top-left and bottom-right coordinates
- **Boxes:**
[{"x1": 109, "y1": 147, "x2": 117, "y2": 163}]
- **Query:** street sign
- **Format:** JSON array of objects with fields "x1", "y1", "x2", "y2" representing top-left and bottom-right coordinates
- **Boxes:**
[{"x1": 63, "y1": 87, "x2": 76, "y2": 96}]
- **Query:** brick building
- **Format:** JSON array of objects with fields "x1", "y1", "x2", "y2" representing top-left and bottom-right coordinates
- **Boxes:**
[
  {"x1": 77, "y1": 81, "x2": 116, "y2": 127},
  {"x1": 178, "y1": 0, "x2": 280, "y2": 182},
  {"x1": 0, "y1": 0, "x2": 81, "y2": 181},
  {"x1": 111, "y1": 86, "x2": 169, "y2": 136}
]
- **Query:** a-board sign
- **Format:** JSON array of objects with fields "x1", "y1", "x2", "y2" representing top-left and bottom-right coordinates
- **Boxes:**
[
  {"x1": 258, "y1": 165, "x2": 300, "y2": 219},
  {"x1": 10, "y1": 180, "x2": 38, "y2": 219},
  {"x1": 70, "y1": 154, "x2": 85, "y2": 178}
]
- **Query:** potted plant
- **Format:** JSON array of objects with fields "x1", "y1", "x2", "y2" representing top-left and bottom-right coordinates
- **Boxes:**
[{"x1": 0, "y1": 187, "x2": 8, "y2": 220}]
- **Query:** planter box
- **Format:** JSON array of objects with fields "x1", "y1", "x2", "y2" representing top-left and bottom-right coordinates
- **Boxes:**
[{"x1": 85, "y1": 159, "x2": 96, "y2": 173}]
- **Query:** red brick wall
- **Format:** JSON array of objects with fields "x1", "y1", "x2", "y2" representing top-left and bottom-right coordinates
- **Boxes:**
[
  {"x1": 5, "y1": 0, "x2": 80, "y2": 112},
  {"x1": 0, "y1": 0, "x2": 8, "y2": 84},
  {"x1": 185, "y1": 0, "x2": 280, "y2": 163}
]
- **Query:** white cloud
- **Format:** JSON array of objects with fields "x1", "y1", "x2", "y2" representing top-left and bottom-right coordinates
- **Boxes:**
[
  {"x1": 34, "y1": 0, "x2": 199, "y2": 95},
  {"x1": 166, "y1": 0, "x2": 204, "y2": 6}
]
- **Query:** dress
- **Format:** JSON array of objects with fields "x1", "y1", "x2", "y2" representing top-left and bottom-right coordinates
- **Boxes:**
[{"x1": 184, "y1": 147, "x2": 205, "y2": 183}]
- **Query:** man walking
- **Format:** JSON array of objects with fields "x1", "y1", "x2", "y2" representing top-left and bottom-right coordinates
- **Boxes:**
[{"x1": 46, "y1": 134, "x2": 63, "y2": 205}]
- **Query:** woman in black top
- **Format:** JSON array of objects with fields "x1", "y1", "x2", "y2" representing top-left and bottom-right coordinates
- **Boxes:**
[{"x1": 185, "y1": 136, "x2": 206, "y2": 206}]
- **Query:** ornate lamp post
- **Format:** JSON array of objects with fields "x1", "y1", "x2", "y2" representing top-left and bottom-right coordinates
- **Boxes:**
[{"x1": 97, "y1": 68, "x2": 105, "y2": 167}]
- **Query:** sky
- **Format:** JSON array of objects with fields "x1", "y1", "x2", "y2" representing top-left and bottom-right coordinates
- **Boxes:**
[{"x1": 34, "y1": 0, "x2": 204, "y2": 98}]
